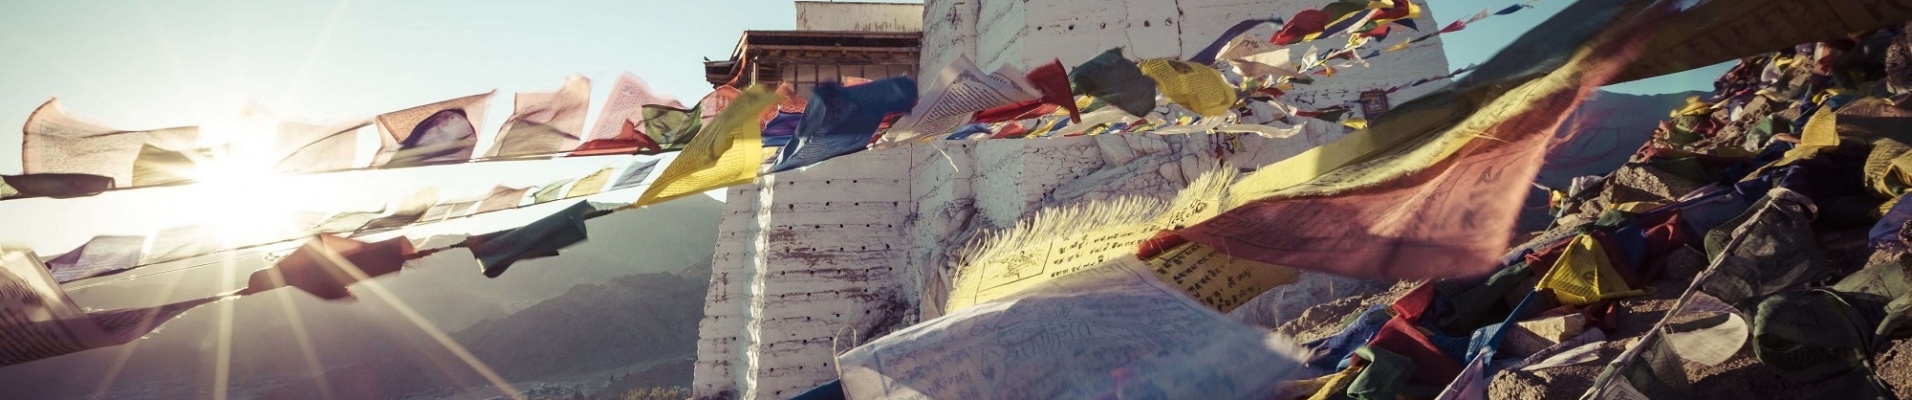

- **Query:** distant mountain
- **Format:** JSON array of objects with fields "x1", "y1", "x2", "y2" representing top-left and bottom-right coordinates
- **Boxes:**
[
  {"x1": 452, "y1": 267, "x2": 707, "y2": 380},
  {"x1": 0, "y1": 196, "x2": 724, "y2": 400}
]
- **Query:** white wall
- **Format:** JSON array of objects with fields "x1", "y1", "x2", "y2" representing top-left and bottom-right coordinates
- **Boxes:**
[{"x1": 795, "y1": 2, "x2": 926, "y2": 32}]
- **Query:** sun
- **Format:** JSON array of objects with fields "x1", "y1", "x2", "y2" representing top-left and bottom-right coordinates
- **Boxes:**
[{"x1": 185, "y1": 117, "x2": 304, "y2": 246}]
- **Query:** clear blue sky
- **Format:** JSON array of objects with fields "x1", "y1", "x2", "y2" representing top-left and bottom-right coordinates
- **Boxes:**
[{"x1": 0, "y1": 0, "x2": 1723, "y2": 254}]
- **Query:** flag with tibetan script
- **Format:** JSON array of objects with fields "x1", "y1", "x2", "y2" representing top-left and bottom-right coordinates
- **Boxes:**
[
  {"x1": 633, "y1": 85, "x2": 778, "y2": 207},
  {"x1": 0, "y1": 249, "x2": 229, "y2": 366},
  {"x1": 23, "y1": 99, "x2": 202, "y2": 187},
  {"x1": 376, "y1": 92, "x2": 491, "y2": 167},
  {"x1": 771, "y1": 77, "x2": 917, "y2": 173},
  {"x1": 489, "y1": 76, "x2": 590, "y2": 158},
  {"x1": 584, "y1": 73, "x2": 682, "y2": 144}
]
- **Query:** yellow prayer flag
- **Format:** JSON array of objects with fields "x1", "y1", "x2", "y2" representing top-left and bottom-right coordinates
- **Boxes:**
[
  {"x1": 631, "y1": 86, "x2": 777, "y2": 207},
  {"x1": 1131, "y1": 56, "x2": 1238, "y2": 117},
  {"x1": 1537, "y1": 235, "x2": 1645, "y2": 305},
  {"x1": 566, "y1": 167, "x2": 615, "y2": 198}
]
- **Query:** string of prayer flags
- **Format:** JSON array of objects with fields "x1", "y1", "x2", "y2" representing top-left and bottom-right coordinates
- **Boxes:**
[
  {"x1": 236, "y1": 234, "x2": 416, "y2": 300},
  {"x1": 771, "y1": 77, "x2": 918, "y2": 173},
  {"x1": 467, "y1": 201, "x2": 602, "y2": 278},
  {"x1": 489, "y1": 76, "x2": 591, "y2": 158},
  {"x1": 633, "y1": 85, "x2": 779, "y2": 207},
  {"x1": 1070, "y1": 48, "x2": 1158, "y2": 118},
  {"x1": 377, "y1": 92, "x2": 492, "y2": 168}
]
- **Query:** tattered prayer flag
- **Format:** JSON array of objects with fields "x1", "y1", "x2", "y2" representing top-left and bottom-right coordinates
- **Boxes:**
[
  {"x1": 489, "y1": 76, "x2": 590, "y2": 158},
  {"x1": 1496, "y1": 4, "x2": 1529, "y2": 15},
  {"x1": 23, "y1": 99, "x2": 202, "y2": 187},
  {"x1": 842, "y1": 257, "x2": 1307, "y2": 400},
  {"x1": 566, "y1": 167, "x2": 615, "y2": 198},
  {"x1": 534, "y1": 178, "x2": 573, "y2": 203},
  {"x1": 1273, "y1": 9, "x2": 1331, "y2": 45},
  {"x1": 0, "y1": 173, "x2": 113, "y2": 200},
  {"x1": 641, "y1": 104, "x2": 705, "y2": 152},
  {"x1": 1070, "y1": 48, "x2": 1158, "y2": 118},
  {"x1": 586, "y1": 73, "x2": 681, "y2": 143},
  {"x1": 44, "y1": 235, "x2": 143, "y2": 283},
  {"x1": 238, "y1": 234, "x2": 415, "y2": 300},
  {"x1": 475, "y1": 186, "x2": 530, "y2": 214},
  {"x1": 1028, "y1": 60, "x2": 1081, "y2": 123},
  {"x1": 377, "y1": 92, "x2": 491, "y2": 167},
  {"x1": 1137, "y1": 59, "x2": 1237, "y2": 117},
  {"x1": 1171, "y1": 0, "x2": 1665, "y2": 279},
  {"x1": 771, "y1": 77, "x2": 918, "y2": 173},
  {"x1": 633, "y1": 85, "x2": 779, "y2": 207},
  {"x1": 0, "y1": 250, "x2": 227, "y2": 366},
  {"x1": 762, "y1": 110, "x2": 803, "y2": 147},
  {"x1": 467, "y1": 201, "x2": 598, "y2": 278},
  {"x1": 1536, "y1": 235, "x2": 1645, "y2": 305},
  {"x1": 608, "y1": 159, "x2": 661, "y2": 191}
]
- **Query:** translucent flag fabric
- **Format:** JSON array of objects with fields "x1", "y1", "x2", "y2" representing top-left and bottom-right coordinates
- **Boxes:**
[
  {"x1": 23, "y1": 99, "x2": 201, "y2": 187},
  {"x1": 1069, "y1": 48, "x2": 1158, "y2": 118},
  {"x1": 377, "y1": 92, "x2": 491, "y2": 167},
  {"x1": 770, "y1": 77, "x2": 918, "y2": 173},
  {"x1": 634, "y1": 86, "x2": 778, "y2": 207},
  {"x1": 267, "y1": 117, "x2": 370, "y2": 174},
  {"x1": 468, "y1": 201, "x2": 597, "y2": 278},
  {"x1": 533, "y1": 178, "x2": 574, "y2": 203},
  {"x1": 1137, "y1": 59, "x2": 1237, "y2": 117},
  {"x1": 489, "y1": 76, "x2": 590, "y2": 158},
  {"x1": 1169, "y1": 0, "x2": 1660, "y2": 280},
  {"x1": 839, "y1": 256, "x2": 1306, "y2": 400},
  {"x1": 474, "y1": 186, "x2": 530, "y2": 214},
  {"x1": 585, "y1": 73, "x2": 681, "y2": 143},
  {"x1": 566, "y1": 167, "x2": 615, "y2": 198},
  {"x1": 43, "y1": 236, "x2": 144, "y2": 283},
  {"x1": 608, "y1": 159, "x2": 660, "y2": 191},
  {"x1": 237, "y1": 234, "x2": 415, "y2": 300},
  {"x1": 0, "y1": 250, "x2": 227, "y2": 366}
]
